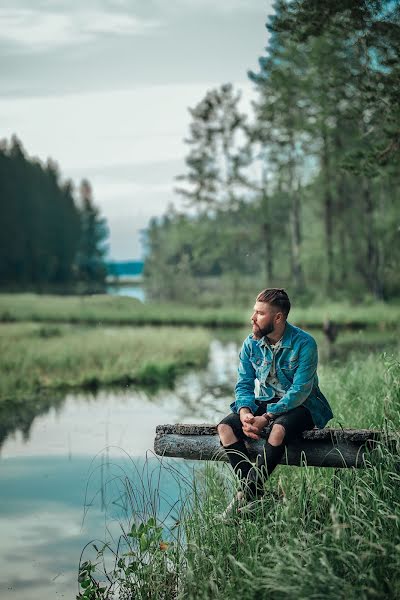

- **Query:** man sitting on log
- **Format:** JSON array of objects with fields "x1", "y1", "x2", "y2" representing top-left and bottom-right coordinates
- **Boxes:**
[{"x1": 217, "y1": 288, "x2": 333, "y2": 517}]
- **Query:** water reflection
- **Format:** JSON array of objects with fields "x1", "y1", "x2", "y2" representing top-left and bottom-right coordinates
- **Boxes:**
[
  {"x1": 0, "y1": 454, "x2": 195, "y2": 599},
  {"x1": 0, "y1": 339, "x2": 239, "y2": 458},
  {"x1": 0, "y1": 392, "x2": 66, "y2": 451},
  {"x1": 0, "y1": 338, "x2": 240, "y2": 599},
  {"x1": 2, "y1": 329, "x2": 395, "y2": 598}
]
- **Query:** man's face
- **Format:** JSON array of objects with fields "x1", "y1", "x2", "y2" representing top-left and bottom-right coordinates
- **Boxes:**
[{"x1": 251, "y1": 301, "x2": 279, "y2": 339}]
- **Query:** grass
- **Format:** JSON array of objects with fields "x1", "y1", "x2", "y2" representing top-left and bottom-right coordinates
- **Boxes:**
[
  {"x1": 0, "y1": 320, "x2": 211, "y2": 452},
  {"x1": 0, "y1": 322, "x2": 211, "y2": 401},
  {"x1": 78, "y1": 350, "x2": 400, "y2": 599},
  {"x1": 0, "y1": 293, "x2": 246, "y2": 327},
  {"x1": 1, "y1": 293, "x2": 400, "y2": 328}
]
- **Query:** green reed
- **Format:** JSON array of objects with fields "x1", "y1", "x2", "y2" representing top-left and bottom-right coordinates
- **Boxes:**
[
  {"x1": 0, "y1": 322, "x2": 210, "y2": 400},
  {"x1": 78, "y1": 351, "x2": 400, "y2": 599}
]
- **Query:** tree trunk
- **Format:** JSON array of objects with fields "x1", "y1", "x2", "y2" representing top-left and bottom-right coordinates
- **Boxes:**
[
  {"x1": 261, "y1": 193, "x2": 273, "y2": 282},
  {"x1": 288, "y1": 136, "x2": 304, "y2": 291},
  {"x1": 321, "y1": 126, "x2": 334, "y2": 290},
  {"x1": 154, "y1": 424, "x2": 396, "y2": 469},
  {"x1": 290, "y1": 186, "x2": 304, "y2": 291},
  {"x1": 333, "y1": 129, "x2": 348, "y2": 285},
  {"x1": 363, "y1": 178, "x2": 384, "y2": 299},
  {"x1": 337, "y1": 187, "x2": 348, "y2": 284}
]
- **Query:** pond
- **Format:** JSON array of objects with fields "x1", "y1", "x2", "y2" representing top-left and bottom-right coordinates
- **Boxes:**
[
  {"x1": 0, "y1": 338, "x2": 239, "y2": 599},
  {"x1": 1, "y1": 326, "x2": 397, "y2": 599},
  {"x1": 107, "y1": 284, "x2": 145, "y2": 302}
]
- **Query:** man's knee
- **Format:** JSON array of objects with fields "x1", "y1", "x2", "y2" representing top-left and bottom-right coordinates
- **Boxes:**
[
  {"x1": 269, "y1": 423, "x2": 286, "y2": 446},
  {"x1": 217, "y1": 423, "x2": 237, "y2": 445}
]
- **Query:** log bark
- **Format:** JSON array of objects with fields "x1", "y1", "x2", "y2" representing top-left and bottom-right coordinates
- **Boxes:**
[{"x1": 154, "y1": 425, "x2": 397, "y2": 469}]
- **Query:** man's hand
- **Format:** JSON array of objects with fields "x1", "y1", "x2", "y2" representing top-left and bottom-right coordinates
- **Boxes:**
[
  {"x1": 240, "y1": 411, "x2": 270, "y2": 440},
  {"x1": 239, "y1": 407, "x2": 253, "y2": 426}
]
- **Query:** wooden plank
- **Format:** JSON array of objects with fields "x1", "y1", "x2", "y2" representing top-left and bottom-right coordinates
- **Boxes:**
[{"x1": 154, "y1": 425, "x2": 396, "y2": 468}]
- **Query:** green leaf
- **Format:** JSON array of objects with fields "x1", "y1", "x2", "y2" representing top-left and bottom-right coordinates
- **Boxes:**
[
  {"x1": 139, "y1": 533, "x2": 148, "y2": 552},
  {"x1": 146, "y1": 516, "x2": 156, "y2": 528}
]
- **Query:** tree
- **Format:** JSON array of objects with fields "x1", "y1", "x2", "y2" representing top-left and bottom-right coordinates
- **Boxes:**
[
  {"x1": 75, "y1": 179, "x2": 108, "y2": 289},
  {"x1": 268, "y1": 0, "x2": 400, "y2": 170},
  {"x1": 249, "y1": 12, "x2": 310, "y2": 291},
  {"x1": 142, "y1": 1, "x2": 400, "y2": 303},
  {"x1": 175, "y1": 83, "x2": 249, "y2": 212},
  {"x1": 0, "y1": 137, "x2": 81, "y2": 288}
]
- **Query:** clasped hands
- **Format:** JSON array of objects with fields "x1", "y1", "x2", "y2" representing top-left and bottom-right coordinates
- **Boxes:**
[{"x1": 240, "y1": 411, "x2": 273, "y2": 440}]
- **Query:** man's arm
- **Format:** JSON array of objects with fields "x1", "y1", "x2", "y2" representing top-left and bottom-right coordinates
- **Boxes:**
[
  {"x1": 266, "y1": 337, "x2": 318, "y2": 416},
  {"x1": 232, "y1": 340, "x2": 259, "y2": 415}
]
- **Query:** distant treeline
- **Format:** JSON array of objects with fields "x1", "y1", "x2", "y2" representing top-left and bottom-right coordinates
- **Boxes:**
[
  {"x1": 144, "y1": 0, "x2": 400, "y2": 304},
  {"x1": 0, "y1": 136, "x2": 108, "y2": 290}
]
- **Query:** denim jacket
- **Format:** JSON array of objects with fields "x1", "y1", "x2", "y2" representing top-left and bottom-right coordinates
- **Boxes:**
[{"x1": 231, "y1": 322, "x2": 333, "y2": 429}]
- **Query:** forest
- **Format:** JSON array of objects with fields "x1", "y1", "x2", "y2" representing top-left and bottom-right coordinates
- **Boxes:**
[
  {"x1": 0, "y1": 136, "x2": 108, "y2": 290},
  {"x1": 144, "y1": 0, "x2": 400, "y2": 305}
]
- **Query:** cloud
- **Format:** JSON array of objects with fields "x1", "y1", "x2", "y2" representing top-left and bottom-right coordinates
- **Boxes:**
[
  {"x1": 0, "y1": 7, "x2": 161, "y2": 51},
  {"x1": 0, "y1": 80, "x2": 256, "y2": 258},
  {"x1": 97, "y1": 180, "x2": 173, "y2": 199},
  {"x1": 0, "y1": 82, "x2": 254, "y2": 170},
  {"x1": 152, "y1": 0, "x2": 267, "y2": 15}
]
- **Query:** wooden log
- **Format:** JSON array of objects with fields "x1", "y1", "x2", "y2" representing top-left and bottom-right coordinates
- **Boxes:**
[{"x1": 154, "y1": 424, "x2": 397, "y2": 469}]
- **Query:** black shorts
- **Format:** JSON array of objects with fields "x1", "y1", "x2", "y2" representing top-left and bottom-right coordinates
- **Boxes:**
[{"x1": 218, "y1": 401, "x2": 315, "y2": 443}]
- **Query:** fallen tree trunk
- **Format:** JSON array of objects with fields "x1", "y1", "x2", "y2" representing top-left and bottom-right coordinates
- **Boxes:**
[{"x1": 154, "y1": 425, "x2": 397, "y2": 468}]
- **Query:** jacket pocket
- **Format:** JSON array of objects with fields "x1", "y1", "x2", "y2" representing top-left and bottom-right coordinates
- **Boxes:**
[
  {"x1": 250, "y1": 356, "x2": 262, "y2": 368},
  {"x1": 280, "y1": 359, "x2": 298, "y2": 372},
  {"x1": 251, "y1": 356, "x2": 271, "y2": 381}
]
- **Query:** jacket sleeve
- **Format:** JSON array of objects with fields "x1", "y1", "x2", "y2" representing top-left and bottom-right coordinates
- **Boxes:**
[
  {"x1": 231, "y1": 339, "x2": 259, "y2": 414},
  {"x1": 266, "y1": 337, "x2": 317, "y2": 416}
]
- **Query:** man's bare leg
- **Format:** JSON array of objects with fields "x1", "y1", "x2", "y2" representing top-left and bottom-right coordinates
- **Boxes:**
[{"x1": 217, "y1": 423, "x2": 238, "y2": 446}]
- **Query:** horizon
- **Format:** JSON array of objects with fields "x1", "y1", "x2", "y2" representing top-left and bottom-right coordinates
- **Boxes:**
[{"x1": 0, "y1": 1, "x2": 273, "y2": 260}]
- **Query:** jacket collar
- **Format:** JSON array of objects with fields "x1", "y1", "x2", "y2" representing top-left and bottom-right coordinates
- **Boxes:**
[{"x1": 257, "y1": 321, "x2": 294, "y2": 349}]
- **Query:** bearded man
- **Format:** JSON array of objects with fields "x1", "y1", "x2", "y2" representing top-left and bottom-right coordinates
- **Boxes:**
[{"x1": 217, "y1": 288, "x2": 333, "y2": 516}]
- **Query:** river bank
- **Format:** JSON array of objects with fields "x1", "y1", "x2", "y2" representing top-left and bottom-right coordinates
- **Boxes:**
[
  {"x1": 0, "y1": 322, "x2": 211, "y2": 401},
  {"x1": 1, "y1": 293, "x2": 400, "y2": 329},
  {"x1": 0, "y1": 317, "x2": 399, "y2": 599},
  {"x1": 78, "y1": 349, "x2": 400, "y2": 599}
]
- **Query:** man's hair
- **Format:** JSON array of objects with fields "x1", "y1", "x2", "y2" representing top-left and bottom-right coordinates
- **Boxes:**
[{"x1": 256, "y1": 288, "x2": 291, "y2": 318}]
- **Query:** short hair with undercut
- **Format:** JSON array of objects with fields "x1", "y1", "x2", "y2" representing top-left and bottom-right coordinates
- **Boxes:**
[{"x1": 256, "y1": 288, "x2": 291, "y2": 318}]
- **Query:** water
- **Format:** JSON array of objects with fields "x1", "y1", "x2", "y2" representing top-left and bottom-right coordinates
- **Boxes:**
[
  {"x1": 0, "y1": 338, "x2": 240, "y2": 599},
  {"x1": 107, "y1": 284, "x2": 145, "y2": 302}
]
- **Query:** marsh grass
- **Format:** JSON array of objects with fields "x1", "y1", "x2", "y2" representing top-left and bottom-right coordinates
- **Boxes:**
[
  {"x1": 0, "y1": 294, "x2": 247, "y2": 328},
  {"x1": 0, "y1": 322, "x2": 210, "y2": 400},
  {"x1": 78, "y1": 352, "x2": 400, "y2": 599},
  {"x1": 1, "y1": 293, "x2": 399, "y2": 328}
]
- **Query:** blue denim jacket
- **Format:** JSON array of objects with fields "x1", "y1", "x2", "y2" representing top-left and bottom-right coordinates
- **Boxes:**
[{"x1": 231, "y1": 322, "x2": 333, "y2": 429}]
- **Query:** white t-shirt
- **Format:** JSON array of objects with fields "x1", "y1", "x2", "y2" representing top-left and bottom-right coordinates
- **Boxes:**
[{"x1": 265, "y1": 338, "x2": 286, "y2": 399}]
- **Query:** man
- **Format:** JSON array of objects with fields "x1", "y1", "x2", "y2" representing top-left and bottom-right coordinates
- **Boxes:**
[{"x1": 217, "y1": 288, "x2": 333, "y2": 516}]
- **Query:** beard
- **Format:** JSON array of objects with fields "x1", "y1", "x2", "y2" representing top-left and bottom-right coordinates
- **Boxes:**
[{"x1": 252, "y1": 321, "x2": 274, "y2": 340}]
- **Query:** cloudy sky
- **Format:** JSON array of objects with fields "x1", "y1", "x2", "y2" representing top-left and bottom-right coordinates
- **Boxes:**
[{"x1": 0, "y1": 0, "x2": 273, "y2": 259}]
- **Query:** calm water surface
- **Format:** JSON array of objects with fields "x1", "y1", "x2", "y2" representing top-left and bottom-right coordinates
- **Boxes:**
[
  {"x1": 0, "y1": 338, "x2": 239, "y2": 599},
  {"x1": 107, "y1": 284, "x2": 145, "y2": 302}
]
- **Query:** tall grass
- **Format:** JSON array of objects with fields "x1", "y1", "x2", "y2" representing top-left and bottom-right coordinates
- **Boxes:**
[
  {"x1": 0, "y1": 294, "x2": 247, "y2": 327},
  {"x1": 78, "y1": 352, "x2": 400, "y2": 599},
  {"x1": 0, "y1": 322, "x2": 211, "y2": 400},
  {"x1": 1, "y1": 293, "x2": 399, "y2": 328}
]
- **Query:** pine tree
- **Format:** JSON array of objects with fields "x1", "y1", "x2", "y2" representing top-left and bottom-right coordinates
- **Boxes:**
[{"x1": 76, "y1": 179, "x2": 108, "y2": 290}]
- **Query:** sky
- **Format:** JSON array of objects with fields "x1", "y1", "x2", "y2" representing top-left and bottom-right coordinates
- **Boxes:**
[{"x1": 0, "y1": 0, "x2": 274, "y2": 259}]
